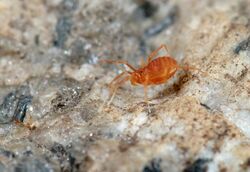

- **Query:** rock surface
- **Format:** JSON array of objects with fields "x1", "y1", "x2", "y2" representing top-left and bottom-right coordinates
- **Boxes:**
[{"x1": 0, "y1": 0, "x2": 250, "y2": 171}]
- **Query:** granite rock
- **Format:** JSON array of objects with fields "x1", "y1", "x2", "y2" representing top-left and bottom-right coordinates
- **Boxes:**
[{"x1": 0, "y1": 0, "x2": 250, "y2": 172}]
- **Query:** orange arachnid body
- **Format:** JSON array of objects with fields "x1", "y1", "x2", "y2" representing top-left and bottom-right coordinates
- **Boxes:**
[
  {"x1": 130, "y1": 56, "x2": 178, "y2": 86},
  {"x1": 100, "y1": 44, "x2": 195, "y2": 106}
]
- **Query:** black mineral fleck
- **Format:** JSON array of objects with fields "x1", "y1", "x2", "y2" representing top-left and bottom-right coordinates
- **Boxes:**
[
  {"x1": 135, "y1": 0, "x2": 158, "y2": 18},
  {"x1": 0, "y1": 92, "x2": 18, "y2": 123},
  {"x1": 183, "y1": 158, "x2": 210, "y2": 172},
  {"x1": 0, "y1": 147, "x2": 16, "y2": 159},
  {"x1": 14, "y1": 95, "x2": 32, "y2": 122},
  {"x1": 53, "y1": 16, "x2": 73, "y2": 48},
  {"x1": 143, "y1": 158, "x2": 162, "y2": 172},
  {"x1": 0, "y1": 86, "x2": 32, "y2": 124},
  {"x1": 200, "y1": 103, "x2": 211, "y2": 110},
  {"x1": 50, "y1": 142, "x2": 78, "y2": 172},
  {"x1": 50, "y1": 142, "x2": 67, "y2": 159},
  {"x1": 51, "y1": 86, "x2": 82, "y2": 113},
  {"x1": 53, "y1": 0, "x2": 78, "y2": 48},
  {"x1": 234, "y1": 36, "x2": 250, "y2": 54}
]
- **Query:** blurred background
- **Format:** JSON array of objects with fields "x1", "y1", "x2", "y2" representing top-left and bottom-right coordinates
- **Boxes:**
[{"x1": 0, "y1": 0, "x2": 249, "y2": 171}]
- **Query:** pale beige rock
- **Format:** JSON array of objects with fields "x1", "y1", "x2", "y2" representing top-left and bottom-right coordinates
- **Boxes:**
[{"x1": 0, "y1": 0, "x2": 249, "y2": 171}]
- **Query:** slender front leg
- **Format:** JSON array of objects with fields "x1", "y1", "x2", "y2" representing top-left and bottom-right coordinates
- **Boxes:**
[
  {"x1": 108, "y1": 72, "x2": 126, "y2": 92},
  {"x1": 107, "y1": 87, "x2": 118, "y2": 106},
  {"x1": 99, "y1": 72, "x2": 127, "y2": 112},
  {"x1": 99, "y1": 59, "x2": 137, "y2": 72},
  {"x1": 147, "y1": 44, "x2": 169, "y2": 63},
  {"x1": 108, "y1": 75, "x2": 130, "y2": 105}
]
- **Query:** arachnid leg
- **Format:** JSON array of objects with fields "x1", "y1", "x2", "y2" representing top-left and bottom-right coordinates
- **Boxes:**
[
  {"x1": 99, "y1": 59, "x2": 137, "y2": 72},
  {"x1": 107, "y1": 75, "x2": 130, "y2": 106},
  {"x1": 108, "y1": 72, "x2": 127, "y2": 93},
  {"x1": 107, "y1": 73, "x2": 125, "y2": 105},
  {"x1": 147, "y1": 44, "x2": 169, "y2": 63},
  {"x1": 99, "y1": 74, "x2": 130, "y2": 112}
]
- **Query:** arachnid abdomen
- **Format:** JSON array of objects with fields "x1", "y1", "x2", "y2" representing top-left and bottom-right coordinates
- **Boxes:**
[{"x1": 135, "y1": 56, "x2": 178, "y2": 85}]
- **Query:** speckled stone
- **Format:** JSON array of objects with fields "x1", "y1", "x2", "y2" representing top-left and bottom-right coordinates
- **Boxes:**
[{"x1": 0, "y1": 0, "x2": 250, "y2": 172}]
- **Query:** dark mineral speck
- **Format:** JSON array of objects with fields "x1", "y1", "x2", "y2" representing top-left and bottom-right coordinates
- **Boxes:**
[
  {"x1": 50, "y1": 142, "x2": 67, "y2": 159},
  {"x1": 183, "y1": 159, "x2": 210, "y2": 172},
  {"x1": 50, "y1": 142, "x2": 79, "y2": 172},
  {"x1": 135, "y1": 0, "x2": 158, "y2": 18},
  {"x1": 143, "y1": 158, "x2": 162, "y2": 172},
  {"x1": 0, "y1": 147, "x2": 16, "y2": 158},
  {"x1": 53, "y1": 0, "x2": 78, "y2": 48},
  {"x1": 54, "y1": 16, "x2": 73, "y2": 48},
  {"x1": 0, "y1": 86, "x2": 32, "y2": 124},
  {"x1": 234, "y1": 36, "x2": 250, "y2": 54},
  {"x1": 51, "y1": 86, "x2": 82, "y2": 113},
  {"x1": 0, "y1": 92, "x2": 18, "y2": 123},
  {"x1": 200, "y1": 103, "x2": 211, "y2": 110},
  {"x1": 14, "y1": 95, "x2": 32, "y2": 122}
]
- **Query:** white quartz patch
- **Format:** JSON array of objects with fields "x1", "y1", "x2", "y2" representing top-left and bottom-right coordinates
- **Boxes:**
[
  {"x1": 221, "y1": 105, "x2": 250, "y2": 137},
  {"x1": 64, "y1": 63, "x2": 96, "y2": 81}
]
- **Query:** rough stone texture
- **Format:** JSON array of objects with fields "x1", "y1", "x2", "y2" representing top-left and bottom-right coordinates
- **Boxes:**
[{"x1": 0, "y1": 0, "x2": 250, "y2": 171}]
